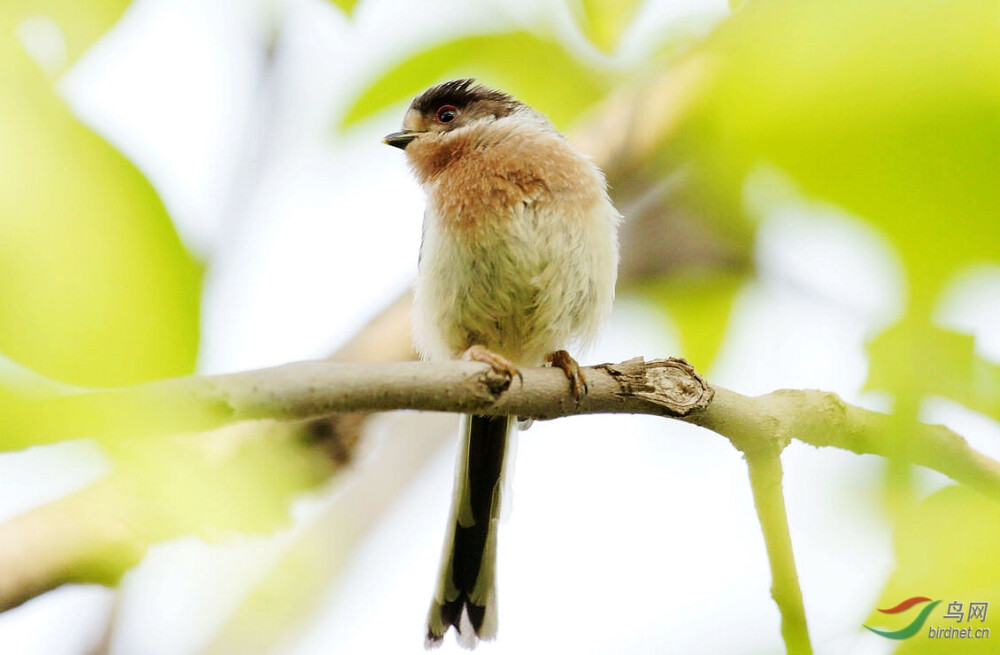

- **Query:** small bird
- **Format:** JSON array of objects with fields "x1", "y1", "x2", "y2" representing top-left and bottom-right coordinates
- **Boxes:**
[{"x1": 384, "y1": 79, "x2": 620, "y2": 649}]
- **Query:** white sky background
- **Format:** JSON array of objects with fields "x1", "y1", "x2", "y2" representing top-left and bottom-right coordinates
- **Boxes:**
[{"x1": 2, "y1": 0, "x2": 999, "y2": 653}]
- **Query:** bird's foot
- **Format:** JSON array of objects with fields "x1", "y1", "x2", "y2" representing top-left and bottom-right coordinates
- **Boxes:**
[
  {"x1": 545, "y1": 349, "x2": 588, "y2": 401},
  {"x1": 461, "y1": 345, "x2": 523, "y2": 386}
]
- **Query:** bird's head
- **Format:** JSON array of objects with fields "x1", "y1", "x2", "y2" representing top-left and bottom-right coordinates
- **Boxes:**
[{"x1": 382, "y1": 79, "x2": 521, "y2": 153}]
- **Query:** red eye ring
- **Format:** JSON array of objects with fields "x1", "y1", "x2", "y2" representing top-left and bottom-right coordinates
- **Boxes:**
[{"x1": 436, "y1": 105, "x2": 458, "y2": 124}]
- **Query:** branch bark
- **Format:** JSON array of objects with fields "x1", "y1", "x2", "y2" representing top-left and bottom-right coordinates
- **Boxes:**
[
  {"x1": 3, "y1": 354, "x2": 1000, "y2": 639},
  {"x1": 685, "y1": 386, "x2": 1000, "y2": 498},
  {"x1": 9, "y1": 357, "x2": 711, "y2": 446},
  {"x1": 6, "y1": 357, "x2": 999, "y2": 499}
]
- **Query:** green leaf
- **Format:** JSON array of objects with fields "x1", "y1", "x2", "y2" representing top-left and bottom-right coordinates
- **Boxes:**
[
  {"x1": 340, "y1": 32, "x2": 613, "y2": 130},
  {"x1": 0, "y1": 8, "x2": 202, "y2": 389},
  {"x1": 573, "y1": 0, "x2": 642, "y2": 53},
  {"x1": 328, "y1": 0, "x2": 358, "y2": 16}
]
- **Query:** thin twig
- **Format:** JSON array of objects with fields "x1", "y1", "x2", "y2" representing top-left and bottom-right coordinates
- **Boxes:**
[
  {"x1": 685, "y1": 387, "x2": 1000, "y2": 498},
  {"x1": 744, "y1": 450, "x2": 812, "y2": 655}
]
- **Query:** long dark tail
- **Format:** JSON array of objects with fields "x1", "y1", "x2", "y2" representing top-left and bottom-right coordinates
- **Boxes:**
[{"x1": 426, "y1": 414, "x2": 511, "y2": 649}]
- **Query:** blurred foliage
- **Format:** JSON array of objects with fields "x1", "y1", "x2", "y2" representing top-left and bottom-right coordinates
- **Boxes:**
[
  {"x1": 341, "y1": 31, "x2": 614, "y2": 130},
  {"x1": 868, "y1": 325, "x2": 1000, "y2": 424},
  {"x1": 0, "y1": 2, "x2": 201, "y2": 388},
  {"x1": 0, "y1": 0, "x2": 346, "y2": 636},
  {"x1": 641, "y1": 271, "x2": 742, "y2": 371},
  {"x1": 0, "y1": 351, "x2": 79, "y2": 400},
  {"x1": 0, "y1": 0, "x2": 329, "y2": 565},
  {"x1": 0, "y1": 0, "x2": 998, "y2": 652},
  {"x1": 571, "y1": 0, "x2": 642, "y2": 54},
  {"x1": 666, "y1": 2, "x2": 1000, "y2": 650},
  {"x1": 206, "y1": 519, "x2": 345, "y2": 651},
  {"x1": 867, "y1": 485, "x2": 1000, "y2": 653},
  {"x1": 0, "y1": 0, "x2": 129, "y2": 70},
  {"x1": 328, "y1": 0, "x2": 359, "y2": 16},
  {"x1": 21, "y1": 420, "x2": 336, "y2": 593},
  {"x1": 615, "y1": 149, "x2": 755, "y2": 369},
  {"x1": 677, "y1": 0, "x2": 1000, "y2": 385},
  {"x1": 111, "y1": 421, "x2": 333, "y2": 540},
  {"x1": 685, "y1": 0, "x2": 1000, "y2": 281}
]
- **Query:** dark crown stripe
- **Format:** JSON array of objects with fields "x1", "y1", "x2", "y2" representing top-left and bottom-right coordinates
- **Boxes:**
[{"x1": 412, "y1": 78, "x2": 516, "y2": 113}]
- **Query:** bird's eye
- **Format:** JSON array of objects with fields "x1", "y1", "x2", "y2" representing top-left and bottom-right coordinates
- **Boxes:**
[{"x1": 436, "y1": 105, "x2": 458, "y2": 124}]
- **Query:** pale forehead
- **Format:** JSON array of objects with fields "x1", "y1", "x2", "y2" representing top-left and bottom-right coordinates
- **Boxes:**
[{"x1": 401, "y1": 108, "x2": 423, "y2": 131}]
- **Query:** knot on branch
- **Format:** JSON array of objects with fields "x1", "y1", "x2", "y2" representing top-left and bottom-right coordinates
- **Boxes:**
[
  {"x1": 596, "y1": 357, "x2": 713, "y2": 416},
  {"x1": 477, "y1": 366, "x2": 514, "y2": 400}
]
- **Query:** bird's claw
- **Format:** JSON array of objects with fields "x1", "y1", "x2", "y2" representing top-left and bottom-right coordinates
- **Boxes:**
[
  {"x1": 545, "y1": 349, "x2": 587, "y2": 401},
  {"x1": 461, "y1": 345, "x2": 523, "y2": 387}
]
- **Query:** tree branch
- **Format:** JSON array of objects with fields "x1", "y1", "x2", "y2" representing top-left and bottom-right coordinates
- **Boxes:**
[
  {"x1": 7, "y1": 358, "x2": 1000, "y2": 498},
  {"x1": 7, "y1": 358, "x2": 999, "y2": 496},
  {"x1": 9, "y1": 357, "x2": 712, "y2": 447},
  {"x1": 3, "y1": 354, "x2": 1000, "y2": 632},
  {"x1": 685, "y1": 386, "x2": 1000, "y2": 498}
]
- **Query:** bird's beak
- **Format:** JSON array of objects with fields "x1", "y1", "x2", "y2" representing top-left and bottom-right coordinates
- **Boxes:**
[{"x1": 383, "y1": 130, "x2": 418, "y2": 150}]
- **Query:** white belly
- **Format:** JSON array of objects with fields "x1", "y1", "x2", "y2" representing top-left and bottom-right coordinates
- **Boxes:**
[{"x1": 412, "y1": 199, "x2": 618, "y2": 366}]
